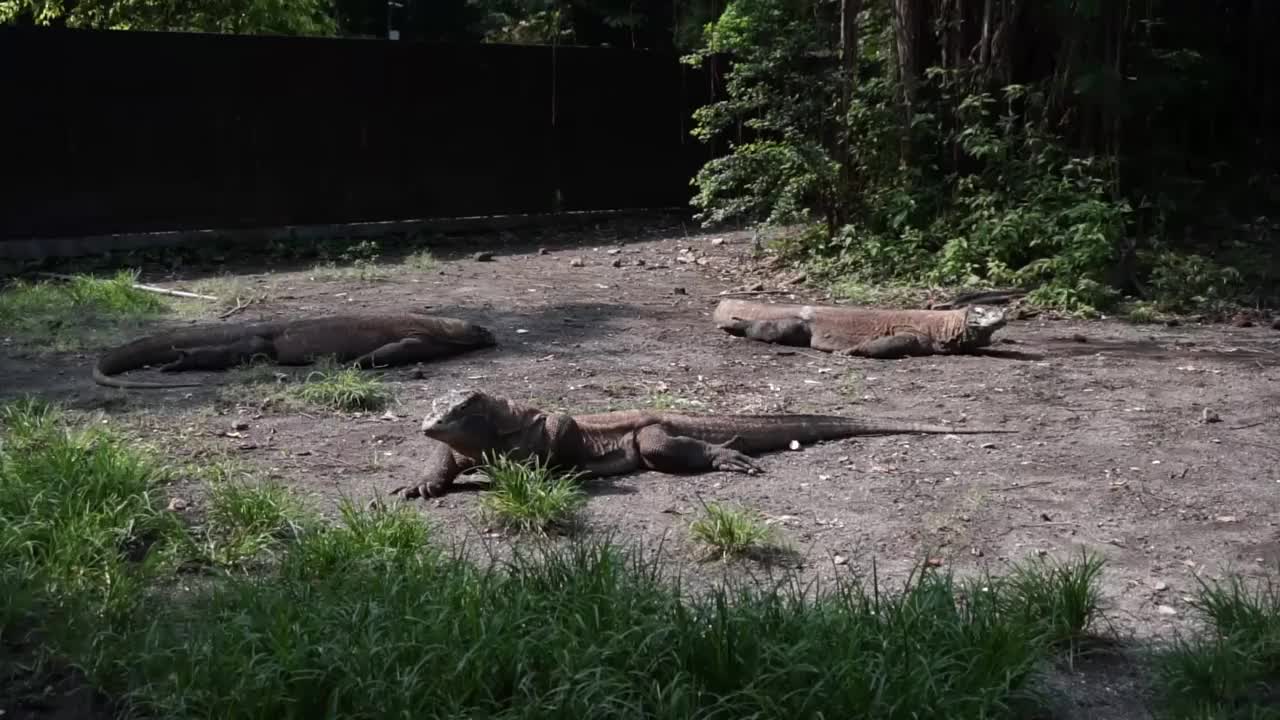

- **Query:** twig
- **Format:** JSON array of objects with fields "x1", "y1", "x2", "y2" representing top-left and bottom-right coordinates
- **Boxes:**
[
  {"x1": 218, "y1": 298, "x2": 253, "y2": 319},
  {"x1": 35, "y1": 271, "x2": 217, "y2": 301},
  {"x1": 711, "y1": 289, "x2": 797, "y2": 298}
]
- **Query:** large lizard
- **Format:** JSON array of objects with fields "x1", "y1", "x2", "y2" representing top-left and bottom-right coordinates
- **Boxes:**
[
  {"x1": 713, "y1": 299, "x2": 1007, "y2": 358},
  {"x1": 390, "y1": 388, "x2": 1014, "y2": 499},
  {"x1": 93, "y1": 313, "x2": 497, "y2": 389}
]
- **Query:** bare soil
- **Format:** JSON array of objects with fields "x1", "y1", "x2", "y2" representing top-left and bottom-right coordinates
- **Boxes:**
[{"x1": 3, "y1": 215, "x2": 1279, "y2": 719}]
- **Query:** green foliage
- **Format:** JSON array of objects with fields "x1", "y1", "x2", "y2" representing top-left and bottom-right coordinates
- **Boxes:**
[
  {"x1": 0, "y1": 270, "x2": 170, "y2": 350},
  {"x1": 203, "y1": 478, "x2": 310, "y2": 568},
  {"x1": 1, "y1": 0, "x2": 338, "y2": 34},
  {"x1": 684, "y1": 1, "x2": 1267, "y2": 314},
  {"x1": 477, "y1": 452, "x2": 588, "y2": 534}
]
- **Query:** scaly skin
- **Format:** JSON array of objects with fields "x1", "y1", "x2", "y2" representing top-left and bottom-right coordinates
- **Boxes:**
[
  {"x1": 713, "y1": 299, "x2": 1007, "y2": 358},
  {"x1": 389, "y1": 389, "x2": 1014, "y2": 499},
  {"x1": 93, "y1": 313, "x2": 496, "y2": 389}
]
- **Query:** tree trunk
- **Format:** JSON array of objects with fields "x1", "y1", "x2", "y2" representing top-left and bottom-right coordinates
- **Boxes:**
[{"x1": 834, "y1": 0, "x2": 864, "y2": 230}]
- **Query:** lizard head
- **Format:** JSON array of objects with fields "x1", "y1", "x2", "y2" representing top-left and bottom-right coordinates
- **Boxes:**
[
  {"x1": 961, "y1": 305, "x2": 1008, "y2": 345},
  {"x1": 420, "y1": 388, "x2": 508, "y2": 453},
  {"x1": 444, "y1": 319, "x2": 498, "y2": 348}
]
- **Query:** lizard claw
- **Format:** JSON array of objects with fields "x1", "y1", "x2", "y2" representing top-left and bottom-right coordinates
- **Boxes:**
[{"x1": 711, "y1": 448, "x2": 762, "y2": 475}]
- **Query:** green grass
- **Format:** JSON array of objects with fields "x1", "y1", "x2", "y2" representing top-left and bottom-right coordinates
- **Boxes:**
[
  {"x1": 1154, "y1": 573, "x2": 1280, "y2": 719},
  {"x1": 0, "y1": 270, "x2": 171, "y2": 350},
  {"x1": 202, "y1": 478, "x2": 310, "y2": 569},
  {"x1": 289, "y1": 359, "x2": 392, "y2": 412},
  {"x1": 0, "y1": 397, "x2": 187, "y2": 646},
  {"x1": 689, "y1": 501, "x2": 777, "y2": 560},
  {"x1": 477, "y1": 452, "x2": 588, "y2": 535}
]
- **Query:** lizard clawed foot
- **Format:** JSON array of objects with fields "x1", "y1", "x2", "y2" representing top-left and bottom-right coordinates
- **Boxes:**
[{"x1": 710, "y1": 447, "x2": 762, "y2": 475}]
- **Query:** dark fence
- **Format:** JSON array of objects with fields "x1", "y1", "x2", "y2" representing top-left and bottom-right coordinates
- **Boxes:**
[{"x1": 0, "y1": 27, "x2": 720, "y2": 241}]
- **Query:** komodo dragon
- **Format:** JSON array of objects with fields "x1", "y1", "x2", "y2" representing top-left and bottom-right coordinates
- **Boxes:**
[
  {"x1": 389, "y1": 388, "x2": 1013, "y2": 499},
  {"x1": 713, "y1": 299, "x2": 1007, "y2": 359},
  {"x1": 93, "y1": 313, "x2": 497, "y2": 389}
]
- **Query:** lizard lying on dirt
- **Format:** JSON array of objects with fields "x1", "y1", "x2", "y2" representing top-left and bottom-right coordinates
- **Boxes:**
[
  {"x1": 389, "y1": 388, "x2": 1013, "y2": 499},
  {"x1": 93, "y1": 313, "x2": 497, "y2": 389},
  {"x1": 713, "y1": 299, "x2": 1007, "y2": 358}
]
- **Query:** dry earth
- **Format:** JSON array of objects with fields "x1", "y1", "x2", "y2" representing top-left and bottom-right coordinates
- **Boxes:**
[{"x1": 3, "y1": 215, "x2": 1280, "y2": 719}]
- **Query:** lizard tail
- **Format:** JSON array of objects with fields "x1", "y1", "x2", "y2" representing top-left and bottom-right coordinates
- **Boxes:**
[
  {"x1": 660, "y1": 413, "x2": 1013, "y2": 454},
  {"x1": 92, "y1": 365, "x2": 205, "y2": 390}
]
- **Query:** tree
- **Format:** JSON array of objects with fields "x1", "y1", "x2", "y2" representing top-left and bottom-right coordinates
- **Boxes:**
[{"x1": 0, "y1": 0, "x2": 338, "y2": 35}]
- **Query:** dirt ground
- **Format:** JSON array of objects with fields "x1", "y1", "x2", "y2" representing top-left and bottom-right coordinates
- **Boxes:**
[{"x1": 3, "y1": 215, "x2": 1280, "y2": 718}]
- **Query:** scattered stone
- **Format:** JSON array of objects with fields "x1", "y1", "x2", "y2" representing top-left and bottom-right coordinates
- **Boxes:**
[
  {"x1": 606, "y1": 248, "x2": 621, "y2": 255},
  {"x1": 1164, "y1": 318, "x2": 1181, "y2": 327},
  {"x1": 231, "y1": 419, "x2": 250, "y2": 431},
  {"x1": 538, "y1": 247, "x2": 550, "y2": 255},
  {"x1": 635, "y1": 258, "x2": 646, "y2": 267},
  {"x1": 610, "y1": 257, "x2": 624, "y2": 268},
  {"x1": 1202, "y1": 408, "x2": 1222, "y2": 424},
  {"x1": 1071, "y1": 333, "x2": 1088, "y2": 343},
  {"x1": 788, "y1": 440, "x2": 801, "y2": 450},
  {"x1": 1156, "y1": 604, "x2": 1178, "y2": 617},
  {"x1": 980, "y1": 442, "x2": 997, "y2": 449},
  {"x1": 569, "y1": 257, "x2": 585, "y2": 267},
  {"x1": 926, "y1": 557, "x2": 944, "y2": 567},
  {"x1": 747, "y1": 282, "x2": 765, "y2": 292},
  {"x1": 710, "y1": 237, "x2": 725, "y2": 246},
  {"x1": 166, "y1": 497, "x2": 188, "y2": 512},
  {"x1": 1153, "y1": 581, "x2": 1169, "y2": 592},
  {"x1": 411, "y1": 366, "x2": 426, "y2": 380},
  {"x1": 832, "y1": 554, "x2": 849, "y2": 566},
  {"x1": 673, "y1": 287, "x2": 687, "y2": 295},
  {"x1": 474, "y1": 251, "x2": 494, "y2": 262},
  {"x1": 1215, "y1": 515, "x2": 1239, "y2": 523}
]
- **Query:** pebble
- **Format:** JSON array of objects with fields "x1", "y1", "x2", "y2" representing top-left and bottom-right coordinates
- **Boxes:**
[
  {"x1": 1156, "y1": 604, "x2": 1178, "y2": 616},
  {"x1": 569, "y1": 257, "x2": 585, "y2": 267},
  {"x1": 474, "y1": 251, "x2": 494, "y2": 262}
]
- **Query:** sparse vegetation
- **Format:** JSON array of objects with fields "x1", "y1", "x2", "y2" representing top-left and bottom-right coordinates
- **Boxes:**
[
  {"x1": 6, "y1": 397, "x2": 1280, "y2": 718},
  {"x1": 402, "y1": 249, "x2": 438, "y2": 272},
  {"x1": 477, "y1": 452, "x2": 588, "y2": 535},
  {"x1": 289, "y1": 359, "x2": 392, "y2": 412},
  {"x1": 689, "y1": 500, "x2": 776, "y2": 560},
  {"x1": 0, "y1": 270, "x2": 170, "y2": 350}
]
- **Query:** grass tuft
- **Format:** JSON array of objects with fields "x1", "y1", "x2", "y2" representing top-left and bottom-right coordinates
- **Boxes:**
[
  {"x1": 1155, "y1": 572, "x2": 1280, "y2": 719},
  {"x1": 997, "y1": 548, "x2": 1107, "y2": 657},
  {"x1": 289, "y1": 358, "x2": 392, "y2": 412},
  {"x1": 689, "y1": 500, "x2": 777, "y2": 560},
  {"x1": 477, "y1": 452, "x2": 588, "y2": 535},
  {"x1": 402, "y1": 249, "x2": 438, "y2": 271},
  {"x1": 0, "y1": 270, "x2": 170, "y2": 350}
]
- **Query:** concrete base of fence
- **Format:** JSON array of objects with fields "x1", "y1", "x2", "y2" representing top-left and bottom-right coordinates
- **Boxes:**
[{"x1": 0, "y1": 209, "x2": 686, "y2": 261}]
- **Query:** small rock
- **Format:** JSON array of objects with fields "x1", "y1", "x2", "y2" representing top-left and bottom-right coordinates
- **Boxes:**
[
  {"x1": 747, "y1": 282, "x2": 765, "y2": 292},
  {"x1": 1164, "y1": 318, "x2": 1181, "y2": 327},
  {"x1": 635, "y1": 258, "x2": 646, "y2": 267},
  {"x1": 1272, "y1": 317, "x2": 1280, "y2": 330},
  {"x1": 980, "y1": 442, "x2": 997, "y2": 449},
  {"x1": 832, "y1": 554, "x2": 849, "y2": 566},
  {"x1": 1036, "y1": 548, "x2": 1048, "y2": 557},
  {"x1": 1071, "y1": 333, "x2": 1088, "y2": 343},
  {"x1": 606, "y1": 248, "x2": 621, "y2": 255},
  {"x1": 516, "y1": 328, "x2": 529, "y2": 334},
  {"x1": 1215, "y1": 515, "x2": 1239, "y2": 523},
  {"x1": 926, "y1": 557, "x2": 944, "y2": 567},
  {"x1": 411, "y1": 367, "x2": 426, "y2": 380},
  {"x1": 1156, "y1": 604, "x2": 1178, "y2": 616},
  {"x1": 166, "y1": 497, "x2": 188, "y2": 512},
  {"x1": 673, "y1": 287, "x2": 687, "y2": 295},
  {"x1": 538, "y1": 247, "x2": 550, "y2": 255},
  {"x1": 231, "y1": 419, "x2": 250, "y2": 431},
  {"x1": 1153, "y1": 581, "x2": 1169, "y2": 592},
  {"x1": 710, "y1": 237, "x2": 725, "y2": 246},
  {"x1": 788, "y1": 440, "x2": 801, "y2": 450},
  {"x1": 473, "y1": 251, "x2": 494, "y2": 262},
  {"x1": 1202, "y1": 408, "x2": 1221, "y2": 424},
  {"x1": 569, "y1": 257, "x2": 585, "y2": 268},
  {"x1": 610, "y1": 257, "x2": 624, "y2": 268}
]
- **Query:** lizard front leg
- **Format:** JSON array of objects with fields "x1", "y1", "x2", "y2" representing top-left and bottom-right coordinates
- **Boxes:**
[
  {"x1": 839, "y1": 332, "x2": 935, "y2": 359},
  {"x1": 633, "y1": 425, "x2": 763, "y2": 475},
  {"x1": 388, "y1": 439, "x2": 477, "y2": 499}
]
